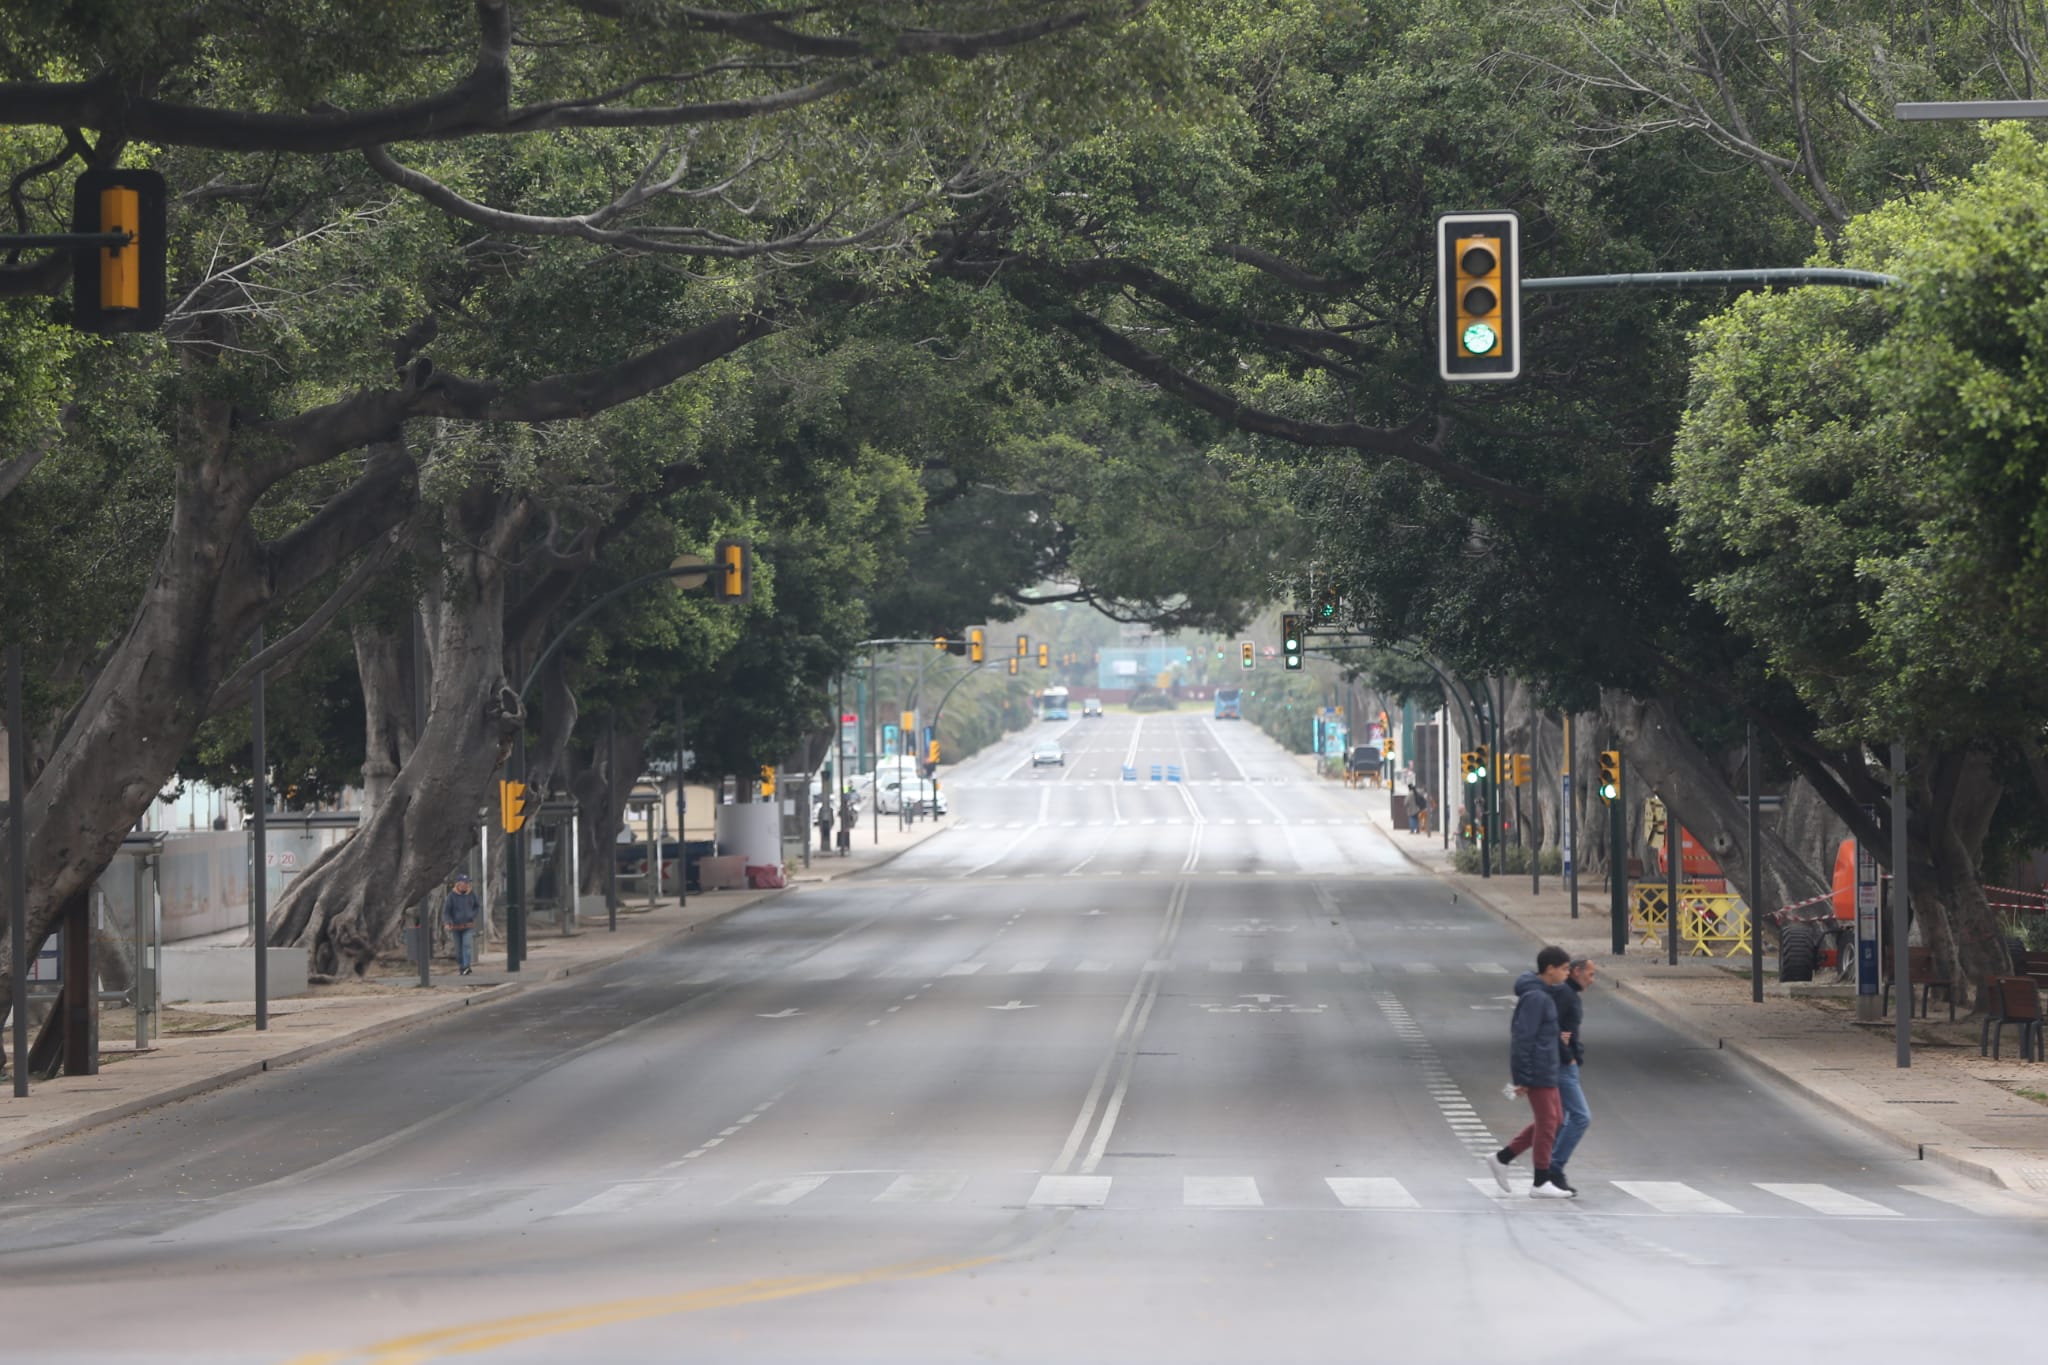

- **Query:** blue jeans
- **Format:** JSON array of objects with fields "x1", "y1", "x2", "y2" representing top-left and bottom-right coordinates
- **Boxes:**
[
  {"x1": 451, "y1": 926, "x2": 476, "y2": 971},
  {"x1": 1552, "y1": 1062, "x2": 1591, "y2": 1169}
]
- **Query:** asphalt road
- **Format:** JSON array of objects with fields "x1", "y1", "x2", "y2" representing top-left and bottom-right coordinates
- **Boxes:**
[{"x1": 1, "y1": 711, "x2": 2041, "y2": 1364}]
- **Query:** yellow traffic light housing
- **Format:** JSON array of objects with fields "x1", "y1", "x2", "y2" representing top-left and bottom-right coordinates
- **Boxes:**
[
  {"x1": 1037, "y1": 643, "x2": 1049, "y2": 669},
  {"x1": 1016, "y1": 634, "x2": 1029, "y2": 658},
  {"x1": 1597, "y1": 749, "x2": 1620, "y2": 802},
  {"x1": 927, "y1": 738, "x2": 940, "y2": 765},
  {"x1": 1508, "y1": 753, "x2": 1531, "y2": 787},
  {"x1": 1437, "y1": 211, "x2": 1520, "y2": 383},
  {"x1": 498, "y1": 779, "x2": 529, "y2": 833},
  {"x1": 711, "y1": 537, "x2": 751, "y2": 604},
  {"x1": 1007, "y1": 657, "x2": 1019, "y2": 675},
  {"x1": 759, "y1": 765, "x2": 777, "y2": 797},
  {"x1": 969, "y1": 628, "x2": 985, "y2": 664},
  {"x1": 1473, "y1": 745, "x2": 1491, "y2": 782},
  {"x1": 1461, "y1": 752, "x2": 1480, "y2": 785},
  {"x1": 71, "y1": 168, "x2": 167, "y2": 334},
  {"x1": 1240, "y1": 642, "x2": 1255, "y2": 670}
]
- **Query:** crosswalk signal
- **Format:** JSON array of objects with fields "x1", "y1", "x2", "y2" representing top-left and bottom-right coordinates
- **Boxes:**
[
  {"x1": 1281, "y1": 613, "x2": 1304, "y2": 670},
  {"x1": 1240, "y1": 642, "x2": 1255, "y2": 670},
  {"x1": 498, "y1": 779, "x2": 530, "y2": 833},
  {"x1": 711, "y1": 537, "x2": 751, "y2": 603},
  {"x1": 969, "y1": 628, "x2": 985, "y2": 663},
  {"x1": 1437, "y1": 211, "x2": 1520, "y2": 383},
  {"x1": 1037, "y1": 643, "x2": 1049, "y2": 669},
  {"x1": 1597, "y1": 750, "x2": 1621, "y2": 802},
  {"x1": 72, "y1": 169, "x2": 167, "y2": 334}
]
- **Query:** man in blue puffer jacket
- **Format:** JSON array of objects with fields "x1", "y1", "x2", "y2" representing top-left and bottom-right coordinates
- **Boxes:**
[{"x1": 1486, "y1": 945, "x2": 1575, "y2": 1199}]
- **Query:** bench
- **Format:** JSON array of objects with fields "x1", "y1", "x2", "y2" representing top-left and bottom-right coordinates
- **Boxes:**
[
  {"x1": 1979, "y1": 976, "x2": 2042, "y2": 1061},
  {"x1": 1881, "y1": 946, "x2": 1956, "y2": 1021}
]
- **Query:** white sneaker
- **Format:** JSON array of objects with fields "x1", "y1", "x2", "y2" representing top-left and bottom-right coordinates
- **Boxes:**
[
  {"x1": 1486, "y1": 1152, "x2": 1515, "y2": 1193},
  {"x1": 1530, "y1": 1181, "x2": 1576, "y2": 1199}
]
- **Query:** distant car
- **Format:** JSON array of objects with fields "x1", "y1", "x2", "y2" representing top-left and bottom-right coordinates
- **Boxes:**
[
  {"x1": 1032, "y1": 741, "x2": 1065, "y2": 767},
  {"x1": 1082, "y1": 697, "x2": 1103, "y2": 717}
]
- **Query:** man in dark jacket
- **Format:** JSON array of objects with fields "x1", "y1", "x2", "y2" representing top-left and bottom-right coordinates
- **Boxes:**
[
  {"x1": 443, "y1": 874, "x2": 481, "y2": 976},
  {"x1": 1548, "y1": 956, "x2": 1597, "y2": 1191},
  {"x1": 1487, "y1": 945, "x2": 1575, "y2": 1198}
]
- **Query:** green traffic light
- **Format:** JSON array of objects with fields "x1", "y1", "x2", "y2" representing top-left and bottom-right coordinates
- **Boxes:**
[
  {"x1": 1598, "y1": 781, "x2": 1618, "y2": 801},
  {"x1": 1461, "y1": 321, "x2": 1497, "y2": 355}
]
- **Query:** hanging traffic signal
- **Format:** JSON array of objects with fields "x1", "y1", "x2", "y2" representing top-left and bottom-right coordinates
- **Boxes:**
[
  {"x1": 711, "y1": 537, "x2": 751, "y2": 603},
  {"x1": 1474, "y1": 745, "x2": 1491, "y2": 782},
  {"x1": 1240, "y1": 642, "x2": 1255, "y2": 670},
  {"x1": 759, "y1": 765, "x2": 777, "y2": 797},
  {"x1": 498, "y1": 779, "x2": 529, "y2": 833},
  {"x1": 1437, "y1": 211, "x2": 1520, "y2": 383},
  {"x1": 1006, "y1": 657, "x2": 1019, "y2": 675},
  {"x1": 1016, "y1": 634, "x2": 1029, "y2": 658},
  {"x1": 969, "y1": 628, "x2": 985, "y2": 664},
  {"x1": 1315, "y1": 586, "x2": 1340, "y2": 623},
  {"x1": 1461, "y1": 752, "x2": 1481, "y2": 785},
  {"x1": 71, "y1": 169, "x2": 167, "y2": 334},
  {"x1": 1037, "y1": 643, "x2": 1049, "y2": 669},
  {"x1": 1597, "y1": 750, "x2": 1621, "y2": 802},
  {"x1": 927, "y1": 738, "x2": 940, "y2": 765},
  {"x1": 935, "y1": 634, "x2": 968, "y2": 656},
  {"x1": 1281, "y1": 614, "x2": 1304, "y2": 670},
  {"x1": 1509, "y1": 753, "x2": 1531, "y2": 787}
]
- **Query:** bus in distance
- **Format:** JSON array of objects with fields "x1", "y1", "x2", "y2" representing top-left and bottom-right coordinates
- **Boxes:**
[
  {"x1": 1214, "y1": 687, "x2": 1242, "y2": 720},
  {"x1": 1038, "y1": 686, "x2": 1071, "y2": 721}
]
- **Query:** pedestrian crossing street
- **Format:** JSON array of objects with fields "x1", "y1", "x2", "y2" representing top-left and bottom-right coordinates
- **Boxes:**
[
  {"x1": 37, "y1": 1169, "x2": 2034, "y2": 1245},
  {"x1": 767, "y1": 957, "x2": 1501, "y2": 983}
]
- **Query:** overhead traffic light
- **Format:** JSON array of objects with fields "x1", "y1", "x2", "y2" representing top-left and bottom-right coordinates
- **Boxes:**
[
  {"x1": 1437, "y1": 210, "x2": 1520, "y2": 383},
  {"x1": 711, "y1": 536, "x2": 751, "y2": 603},
  {"x1": 71, "y1": 168, "x2": 166, "y2": 334},
  {"x1": 969, "y1": 628, "x2": 985, "y2": 663},
  {"x1": 1461, "y1": 752, "x2": 1481, "y2": 785},
  {"x1": 1315, "y1": 586, "x2": 1340, "y2": 623},
  {"x1": 1037, "y1": 643, "x2": 1049, "y2": 669},
  {"x1": 1281, "y1": 613, "x2": 1304, "y2": 670},
  {"x1": 1016, "y1": 634, "x2": 1029, "y2": 658},
  {"x1": 1475, "y1": 745, "x2": 1491, "y2": 783},
  {"x1": 1596, "y1": 749, "x2": 1621, "y2": 803},
  {"x1": 927, "y1": 738, "x2": 940, "y2": 765},
  {"x1": 1508, "y1": 753, "x2": 1531, "y2": 787},
  {"x1": 1240, "y1": 642, "x2": 1255, "y2": 670},
  {"x1": 498, "y1": 780, "x2": 527, "y2": 832},
  {"x1": 759, "y1": 765, "x2": 777, "y2": 797},
  {"x1": 1007, "y1": 657, "x2": 1019, "y2": 675}
]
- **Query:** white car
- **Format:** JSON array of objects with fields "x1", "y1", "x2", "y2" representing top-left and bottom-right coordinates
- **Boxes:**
[
  {"x1": 1031, "y1": 741, "x2": 1065, "y2": 767},
  {"x1": 878, "y1": 778, "x2": 948, "y2": 816}
]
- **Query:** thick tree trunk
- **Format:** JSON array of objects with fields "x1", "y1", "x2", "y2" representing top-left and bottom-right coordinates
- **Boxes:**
[
  {"x1": 352, "y1": 620, "x2": 416, "y2": 822},
  {"x1": 574, "y1": 706, "x2": 651, "y2": 896},
  {"x1": 269, "y1": 490, "x2": 525, "y2": 978},
  {"x1": 1919, "y1": 749, "x2": 2008, "y2": 1004},
  {"x1": 1601, "y1": 690, "x2": 1829, "y2": 913}
]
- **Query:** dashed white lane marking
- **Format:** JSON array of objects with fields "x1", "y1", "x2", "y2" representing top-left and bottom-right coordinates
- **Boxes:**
[
  {"x1": 1184, "y1": 1176, "x2": 1262, "y2": 1208},
  {"x1": 1376, "y1": 991, "x2": 1497, "y2": 1156},
  {"x1": 264, "y1": 1194, "x2": 402, "y2": 1230},
  {"x1": 1755, "y1": 1183, "x2": 1901, "y2": 1217},
  {"x1": 731, "y1": 1176, "x2": 829, "y2": 1206},
  {"x1": 1612, "y1": 1182, "x2": 1740, "y2": 1215},
  {"x1": 874, "y1": 1172, "x2": 969, "y2": 1204},
  {"x1": 552, "y1": 1182, "x2": 682, "y2": 1218},
  {"x1": 1029, "y1": 1175, "x2": 1111, "y2": 1208},
  {"x1": 1327, "y1": 1178, "x2": 1420, "y2": 1210}
]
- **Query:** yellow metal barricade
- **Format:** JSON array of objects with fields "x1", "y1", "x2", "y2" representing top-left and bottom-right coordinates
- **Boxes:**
[{"x1": 1630, "y1": 885, "x2": 1751, "y2": 956}]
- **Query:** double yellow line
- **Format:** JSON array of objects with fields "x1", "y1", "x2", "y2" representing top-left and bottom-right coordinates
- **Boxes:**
[{"x1": 285, "y1": 1249, "x2": 1003, "y2": 1365}]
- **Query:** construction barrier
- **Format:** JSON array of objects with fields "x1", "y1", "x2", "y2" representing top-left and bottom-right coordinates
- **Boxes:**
[{"x1": 1631, "y1": 884, "x2": 1754, "y2": 957}]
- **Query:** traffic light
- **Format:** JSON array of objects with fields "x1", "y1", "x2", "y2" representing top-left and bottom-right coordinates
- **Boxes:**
[
  {"x1": 71, "y1": 169, "x2": 166, "y2": 334},
  {"x1": 1281, "y1": 613, "x2": 1304, "y2": 670},
  {"x1": 1509, "y1": 753, "x2": 1531, "y2": 787},
  {"x1": 927, "y1": 738, "x2": 940, "y2": 765},
  {"x1": 1007, "y1": 657, "x2": 1019, "y2": 675},
  {"x1": 936, "y1": 635, "x2": 968, "y2": 656},
  {"x1": 1596, "y1": 749, "x2": 1621, "y2": 802},
  {"x1": 969, "y1": 628, "x2": 985, "y2": 664},
  {"x1": 759, "y1": 765, "x2": 777, "y2": 797},
  {"x1": 1037, "y1": 643, "x2": 1049, "y2": 669},
  {"x1": 1240, "y1": 642, "x2": 1255, "y2": 670},
  {"x1": 1461, "y1": 752, "x2": 1481, "y2": 785},
  {"x1": 1315, "y1": 586, "x2": 1340, "y2": 623},
  {"x1": 498, "y1": 779, "x2": 537, "y2": 833},
  {"x1": 1437, "y1": 210, "x2": 1520, "y2": 383},
  {"x1": 711, "y1": 536, "x2": 751, "y2": 603},
  {"x1": 1470, "y1": 745, "x2": 1492, "y2": 783},
  {"x1": 1016, "y1": 634, "x2": 1029, "y2": 658}
]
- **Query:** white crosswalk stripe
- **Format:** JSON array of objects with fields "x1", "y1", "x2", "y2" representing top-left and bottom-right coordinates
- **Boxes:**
[
  {"x1": 1183, "y1": 1176, "x2": 1262, "y2": 1208},
  {"x1": 1009, "y1": 961, "x2": 1047, "y2": 974},
  {"x1": 873, "y1": 1172, "x2": 968, "y2": 1204},
  {"x1": 552, "y1": 1182, "x2": 683, "y2": 1218},
  {"x1": 1611, "y1": 1181, "x2": 1740, "y2": 1215},
  {"x1": 730, "y1": 1176, "x2": 829, "y2": 1206},
  {"x1": 1326, "y1": 1178, "x2": 1419, "y2": 1210},
  {"x1": 941, "y1": 962, "x2": 985, "y2": 976},
  {"x1": 1468, "y1": 962, "x2": 1510, "y2": 975},
  {"x1": 1755, "y1": 1183, "x2": 1901, "y2": 1217},
  {"x1": 261, "y1": 1194, "x2": 402, "y2": 1231},
  {"x1": 1028, "y1": 1175, "x2": 1111, "y2": 1207}
]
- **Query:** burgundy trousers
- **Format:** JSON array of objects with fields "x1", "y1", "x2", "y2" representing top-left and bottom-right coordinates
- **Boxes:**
[{"x1": 1506, "y1": 1086, "x2": 1563, "y2": 1168}]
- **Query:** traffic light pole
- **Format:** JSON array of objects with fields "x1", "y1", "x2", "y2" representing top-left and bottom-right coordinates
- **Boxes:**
[{"x1": 1610, "y1": 749, "x2": 1627, "y2": 955}]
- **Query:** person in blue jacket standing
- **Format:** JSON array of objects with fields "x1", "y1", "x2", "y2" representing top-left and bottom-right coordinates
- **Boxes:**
[
  {"x1": 1487, "y1": 945, "x2": 1576, "y2": 1198},
  {"x1": 443, "y1": 873, "x2": 480, "y2": 976}
]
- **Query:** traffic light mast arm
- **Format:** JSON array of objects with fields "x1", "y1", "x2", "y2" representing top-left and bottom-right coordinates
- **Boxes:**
[
  {"x1": 1523, "y1": 267, "x2": 1897, "y2": 293},
  {"x1": 521, "y1": 560, "x2": 766, "y2": 701}
]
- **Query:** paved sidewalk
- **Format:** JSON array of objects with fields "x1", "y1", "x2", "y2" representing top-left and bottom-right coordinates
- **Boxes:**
[
  {"x1": 1309, "y1": 760, "x2": 2048, "y2": 1196},
  {"x1": 0, "y1": 810, "x2": 947, "y2": 1161}
]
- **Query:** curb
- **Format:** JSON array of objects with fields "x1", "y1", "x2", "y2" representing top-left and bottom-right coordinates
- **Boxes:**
[{"x1": 1351, "y1": 796, "x2": 2032, "y2": 1195}]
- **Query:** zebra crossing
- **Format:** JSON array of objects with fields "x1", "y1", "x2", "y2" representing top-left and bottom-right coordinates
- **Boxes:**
[
  {"x1": 45, "y1": 1169, "x2": 2034, "y2": 1247},
  {"x1": 784, "y1": 957, "x2": 1516, "y2": 982},
  {"x1": 955, "y1": 815, "x2": 1351, "y2": 830}
]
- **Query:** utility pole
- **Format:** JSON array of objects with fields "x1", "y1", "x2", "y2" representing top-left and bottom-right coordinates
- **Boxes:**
[
  {"x1": 251, "y1": 625, "x2": 270, "y2": 1028},
  {"x1": 1609, "y1": 739, "x2": 1627, "y2": 956}
]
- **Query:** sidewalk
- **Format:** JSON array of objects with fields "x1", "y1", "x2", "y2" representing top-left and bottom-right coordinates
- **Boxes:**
[
  {"x1": 0, "y1": 810, "x2": 948, "y2": 1161},
  {"x1": 1310, "y1": 760, "x2": 2048, "y2": 1196}
]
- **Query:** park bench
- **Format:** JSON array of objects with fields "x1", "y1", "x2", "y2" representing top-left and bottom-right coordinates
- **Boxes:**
[
  {"x1": 1881, "y1": 946, "x2": 1956, "y2": 1021},
  {"x1": 1979, "y1": 976, "x2": 2042, "y2": 1061}
]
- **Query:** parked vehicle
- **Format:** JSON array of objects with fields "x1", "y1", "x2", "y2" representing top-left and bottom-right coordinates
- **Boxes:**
[{"x1": 878, "y1": 778, "x2": 948, "y2": 816}]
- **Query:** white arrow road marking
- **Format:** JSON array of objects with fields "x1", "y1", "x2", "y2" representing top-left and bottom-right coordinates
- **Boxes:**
[
  {"x1": 988, "y1": 1000, "x2": 1036, "y2": 1010},
  {"x1": 756, "y1": 1008, "x2": 803, "y2": 1018}
]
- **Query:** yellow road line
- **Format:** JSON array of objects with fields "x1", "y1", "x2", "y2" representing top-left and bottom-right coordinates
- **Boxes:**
[{"x1": 281, "y1": 1249, "x2": 1003, "y2": 1365}]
